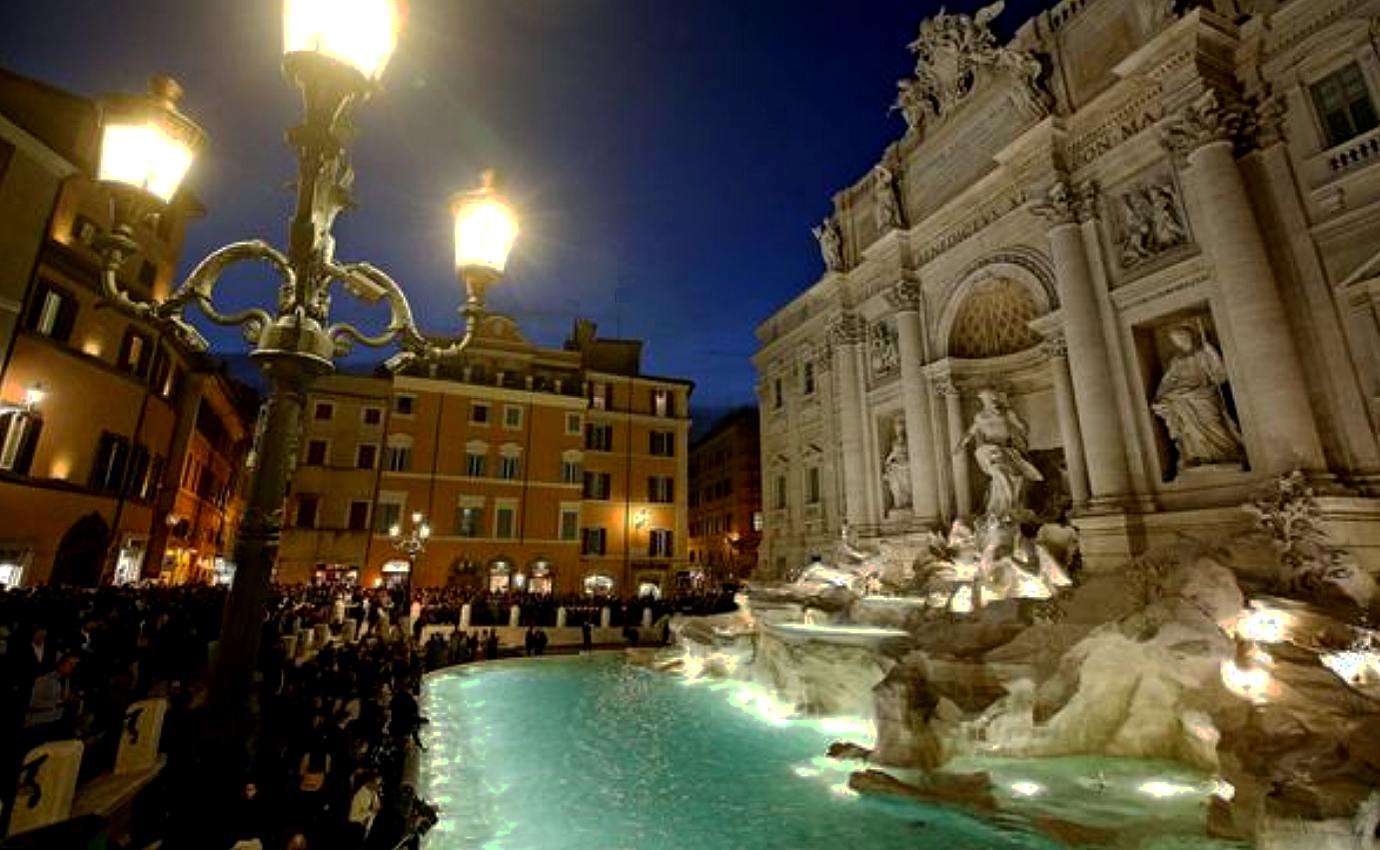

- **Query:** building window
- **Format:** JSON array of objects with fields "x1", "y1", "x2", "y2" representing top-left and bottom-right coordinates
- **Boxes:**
[
  {"x1": 806, "y1": 467, "x2": 821, "y2": 505},
  {"x1": 0, "y1": 412, "x2": 41, "y2": 474},
  {"x1": 385, "y1": 444, "x2": 411, "y2": 472},
  {"x1": 305, "y1": 439, "x2": 328, "y2": 466},
  {"x1": 581, "y1": 527, "x2": 607, "y2": 555},
  {"x1": 135, "y1": 261, "x2": 156, "y2": 290},
  {"x1": 347, "y1": 501, "x2": 370, "y2": 531},
  {"x1": 499, "y1": 455, "x2": 520, "y2": 480},
  {"x1": 565, "y1": 413, "x2": 582, "y2": 435},
  {"x1": 583, "y1": 471, "x2": 611, "y2": 500},
  {"x1": 652, "y1": 388, "x2": 670, "y2": 417},
  {"x1": 585, "y1": 423, "x2": 614, "y2": 451},
  {"x1": 362, "y1": 406, "x2": 383, "y2": 426},
  {"x1": 1312, "y1": 63, "x2": 1379, "y2": 147},
  {"x1": 649, "y1": 529, "x2": 673, "y2": 558},
  {"x1": 393, "y1": 394, "x2": 416, "y2": 416},
  {"x1": 90, "y1": 431, "x2": 131, "y2": 493},
  {"x1": 590, "y1": 381, "x2": 609, "y2": 410},
  {"x1": 503, "y1": 405, "x2": 523, "y2": 429},
  {"x1": 802, "y1": 361, "x2": 815, "y2": 395},
  {"x1": 773, "y1": 475, "x2": 786, "y2": 510},
  {"x1": 648, "y1": 475, "x2": 675, "y2": 503},
  {"x1": 650, "y1": 430, "x2": 675, "y2": 457},
  {"x1": 114, "y1": 328, "x2": 151, "y2": 377},
  {"x1": 470, "y1": 402, "x2": 490, "y2": 425},
  {"x1": 752, "y1": 511, "x2": 763, "y2": 532},
  {"x1": 356, "y1": 444, "x2": 377, "y2": 469},
  {"x1": 773, "y1": 378, "x2": 783, "y2": 409},
  {"x1": 455, "y1": 505, "x2": 483, "y2": 538},
  {"x1": 375, "y1": 502, "x2": 402, "y2": 533},
  {"x1": 466, "y1": 451, "x2": 487, "y2": 477},
  {"x1": 495, "y1": 505, "x2": 516, "y2": 539},
  {"x1": 26, "y1": 281, "x2": 77, "y2": 343},
  {"x1": 560, "y1": 507, "x2": 580, "y2": 541},
  {"x1": 314, "y1": 402, "x2": 334, "y2": 421},
  {"x1": 295, "y1": 494, "x2": 319, "y2": 528},
  {"x1": 561, "y1": 459, "x2": 582, "y2": 484},
  {"x1": 71, "y1": 214, "x2": 98, "y2": 245}
]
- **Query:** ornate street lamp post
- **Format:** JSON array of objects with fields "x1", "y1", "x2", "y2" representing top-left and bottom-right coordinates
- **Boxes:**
[
  {"x1": 89, "y1": 0, "x2": 519, "y2": 763},
  {"x1": 389, "y1": 510, "x2": 431, "y2": 633}
]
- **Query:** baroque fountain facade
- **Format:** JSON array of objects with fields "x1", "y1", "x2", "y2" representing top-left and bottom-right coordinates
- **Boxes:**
[{"x1": 731, "y1": 0, "x2": 1380, "y2": 845}]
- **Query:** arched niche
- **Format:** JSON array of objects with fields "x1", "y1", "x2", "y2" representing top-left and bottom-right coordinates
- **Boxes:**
[{"x1": 935, "y1": 254, "x2": 1056, "y2": 360}]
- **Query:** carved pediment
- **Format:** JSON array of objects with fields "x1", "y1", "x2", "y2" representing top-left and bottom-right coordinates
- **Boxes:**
[{"x1": 894, "y1": 1, "x2": 1050, "y2": 136}]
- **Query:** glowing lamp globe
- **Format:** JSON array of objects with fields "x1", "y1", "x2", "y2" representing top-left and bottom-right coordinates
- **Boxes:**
[
  {"x1": 283, "y1": 0, "x2": 402, "y2": 83},
  {"x1": 97, "y1": 77, "x2": 205, "y2": 204},
  {"x1": 452, "y1": 172, "x2": 518, "y2": 278}
]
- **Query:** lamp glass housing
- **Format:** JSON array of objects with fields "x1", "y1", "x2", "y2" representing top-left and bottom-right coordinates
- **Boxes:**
[
  {"x1": 97, "y1": 79, "x2": 205, "y2": 204},
  {"x1": 284, "y1": 0, "x2": 401, "y2": 82},
  {"x1": 452, "y1": 181, "x2": 518, "y2": 275}
]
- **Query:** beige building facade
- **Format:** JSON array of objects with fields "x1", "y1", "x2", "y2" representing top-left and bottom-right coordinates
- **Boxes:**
[
  {"x1": 756, "y1": 0, "x2": 1380, "y2": 576},
  {"x1": 278, "y1": 318, "x2": 693, "y2": 596}
]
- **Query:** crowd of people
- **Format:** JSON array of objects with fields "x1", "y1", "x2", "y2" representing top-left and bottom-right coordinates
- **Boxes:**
[{"x1": 0, "y1": 580, "x2": 737, "y2": 849}]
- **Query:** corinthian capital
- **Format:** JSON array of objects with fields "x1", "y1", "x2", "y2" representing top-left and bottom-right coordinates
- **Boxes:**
[
  {"x1": 884, "y1": 279, "x2": 923, "y2": 312},
  {"x1": 1159, "y1": 88, "x2": 1247, "y2": 159},
  {"x1": 1031, "y1": 180, "x2": 1079, "y2": 227},
  {"x1": 827, "y1": 312, "x2": 867, "y2": 346}
]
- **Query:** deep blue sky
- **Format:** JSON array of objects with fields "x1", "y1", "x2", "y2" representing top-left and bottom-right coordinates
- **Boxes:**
[{"x1": 1, "y1": 0, "x2": 1044, "y2": 413}]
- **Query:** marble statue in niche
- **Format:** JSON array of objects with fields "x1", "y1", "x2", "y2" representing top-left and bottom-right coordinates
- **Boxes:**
[
  {"x1": 882, "y1": 416, "x2": 912, "y2": 512},
  {"x1": 874, "y1": 164, "x2": 905, "y2": 231},
  {"x1": 955, "y1": 388, "x2": 1044, "y2": 518},
  {"x1": 1116, "y1": 180, "x2": 1188, "y2": 269},
  {"x1": 813, "y1": 217, "x2": 844, "y2": 272},
  {"x1": 1152, "y1": 324, "x2": 1244, "y2": 474},
  {"x1": 869, "y1": 320, "x2": 900, "y2": 381}
]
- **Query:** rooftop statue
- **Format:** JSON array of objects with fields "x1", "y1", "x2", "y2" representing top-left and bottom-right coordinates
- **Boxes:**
[{"x1": 893, "y1": 1, "x2": 1048, "y2": 133}]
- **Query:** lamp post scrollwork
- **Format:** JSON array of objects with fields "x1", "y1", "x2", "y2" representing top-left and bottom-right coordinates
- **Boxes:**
[{"x1": 86, "y1": 0, "x2": 520, "y2": 755}]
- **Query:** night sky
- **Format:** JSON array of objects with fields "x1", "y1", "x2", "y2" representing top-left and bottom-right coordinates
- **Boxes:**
[{"x1": 1, "y1": 0, "x2": 1045, "y2": 416}]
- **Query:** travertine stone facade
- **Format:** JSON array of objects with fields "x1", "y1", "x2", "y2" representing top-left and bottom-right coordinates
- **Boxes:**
[{"x1": 755, "y1": 0, "x2": 1380, "y2": 576}]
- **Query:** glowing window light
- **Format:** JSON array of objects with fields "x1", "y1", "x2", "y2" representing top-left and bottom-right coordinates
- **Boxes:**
[{"x1": 283, "y1": 0, "x2": 402, "y2": 82}]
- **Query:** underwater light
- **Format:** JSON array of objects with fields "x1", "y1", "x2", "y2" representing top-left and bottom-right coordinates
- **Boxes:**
[
  {"x1": 1010, "y1": 781, "x2": 1044, "y2": 797},
  {"x1": 1138, "y1": 780, "x2": 1197, "y2": 799}
]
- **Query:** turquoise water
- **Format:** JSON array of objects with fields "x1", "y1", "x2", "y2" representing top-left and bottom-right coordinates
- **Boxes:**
[{"x1": 418, "y1": 656, "x2": 1242, "y2": 850}]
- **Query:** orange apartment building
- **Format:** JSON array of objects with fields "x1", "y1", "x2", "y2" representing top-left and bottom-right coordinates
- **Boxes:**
[
  {"x1": 278, "y1": 317, "x2": 693, "y2": 597},
  {"x1": 0, "y1": 67, "x2": 254, "y2": 587},
  {"x1": 687, "y1": 406, "x2": 762, "y2": 585}
]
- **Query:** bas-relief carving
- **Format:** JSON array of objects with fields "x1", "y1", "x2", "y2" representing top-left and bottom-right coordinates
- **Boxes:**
[
  {"x1": 954, "y1": 388, "x2": 1044, "y2": 518},
  {"x1": 1113, "y1": 178, "x2": 1190, "y2": 270},
  {"x1": 868, "y1": 319, "x2": 901, "y2": 383},
  {"x1": 1151, "y1": 322, "x2": 1245, "y2": 478},
  {"x1": 893, "y1": 1, "x2": 1049, "y2": 135},
  {"x1": 881, "y1": 415, "x2": 913, "y2": 512}
]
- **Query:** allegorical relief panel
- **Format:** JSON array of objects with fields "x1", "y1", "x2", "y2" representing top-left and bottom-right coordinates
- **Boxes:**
[
  {"x1": 868, "y1": 319, "x2": 900, "y2": 384},
  {"x1": 1111, "y1": 175, "x2": 1190, "y2": 275},
  {"x1": 1140, "y1": 312, "x2": 1246, "y2": 482}
]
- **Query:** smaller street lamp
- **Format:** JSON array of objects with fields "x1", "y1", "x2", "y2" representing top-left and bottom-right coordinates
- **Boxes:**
[
  {"x1": 1, "y1": 381, "x2": 47, "y2": 415},
  {"x1": 389, "y1": 510, "x2": 430, "y2": 630}
]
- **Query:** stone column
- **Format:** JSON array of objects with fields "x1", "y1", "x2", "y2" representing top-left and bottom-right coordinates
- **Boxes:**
[
  {"x1": 830, "y1": 313, "x2": 872, "y2": 527},
  {"x1": 1161, "y1": 89, "x2": 1325, "y2": 474},
  {"x1": 459, "y1": 603, "x2": 471, "y2": 629},
  {"x1": 886, "y1": 281, "x2": 941, "y2": 524},
  {"x1": 556, "y1": 606, "x2": 567, "y2": 628},
  {"x1": 1035, "y1": 181, "x2": 1132, "y2": 503},
  {"x1": 1045, "y1": 333, "x2": 1090, "y2": 507},
  {"x1": 937, "y1": 380, "x2": 972, "y2": 518}
]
